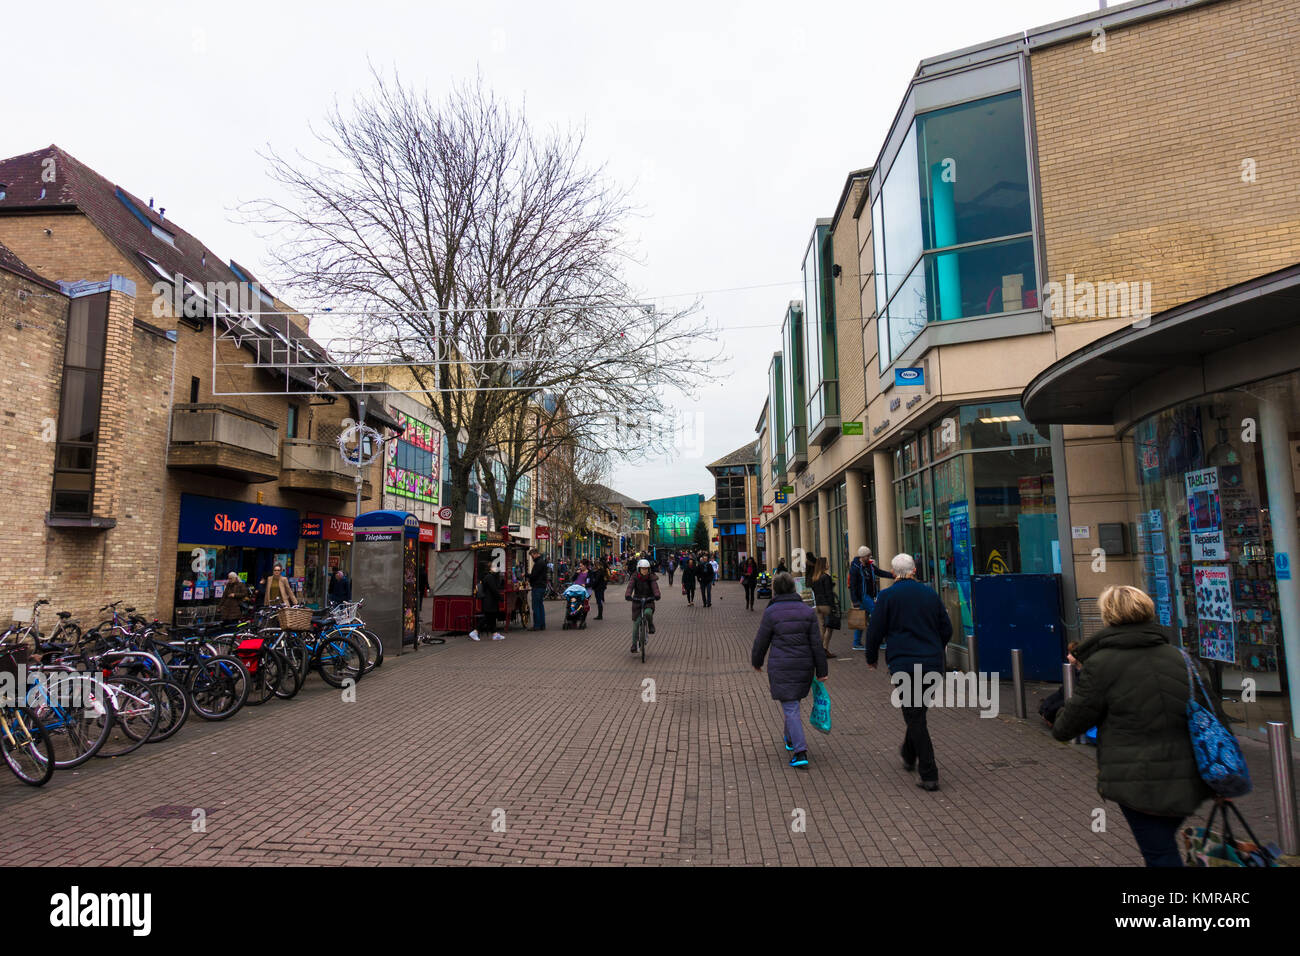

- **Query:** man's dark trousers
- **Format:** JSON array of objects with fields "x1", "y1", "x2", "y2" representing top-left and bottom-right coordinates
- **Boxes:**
[
  {"x1": 700, "y1": 579, "x2": 712, "y2": 606},
  {"x1": 531, "y1": 586, "x2": 546, "y2": 629},
  {"x1": 900, "y1": 702, "x2": 938, "y2": 782}
]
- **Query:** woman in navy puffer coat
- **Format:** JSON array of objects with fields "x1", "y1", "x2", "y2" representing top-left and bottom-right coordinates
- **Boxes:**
[{"x1": 752, "y1": 572, "x2": 829, "y2": 767}]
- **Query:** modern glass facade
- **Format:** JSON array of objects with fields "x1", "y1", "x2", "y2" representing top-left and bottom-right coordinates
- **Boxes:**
[
  {"x1": 644, "y1": 493, "x2": 704, "y2": 550},
  {"x1": 874, "y1": 90, "x2": 1036, "y2": 370},
  {"x1": 768, "y1": 353, "x2": 786, "y2": 479},
  {"x1": 781, "y1": 303, "x2": 807, "y2": 466},
  {"x1": 1130, "y1": 371, "x2": 1300, "y2": 729},
  {"x1": 892, "y1": 400, "x2": 1058, "y2": 647},
  {"x1": 802, "y1": 224, "x2": 839, "y2": 438}
]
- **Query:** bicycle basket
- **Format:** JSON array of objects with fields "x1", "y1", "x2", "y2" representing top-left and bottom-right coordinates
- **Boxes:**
[
  {"x1": 278, "y1": 607, "x2": 314, "y2": 630},
  {"x1": 331, "y1": 605, "x2": 356, "y2": 626}
]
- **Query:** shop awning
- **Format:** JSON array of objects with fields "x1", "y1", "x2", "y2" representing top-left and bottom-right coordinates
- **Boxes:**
[{"x1": 1022, "y1": 264, "x2": 1300, "y2": 425}]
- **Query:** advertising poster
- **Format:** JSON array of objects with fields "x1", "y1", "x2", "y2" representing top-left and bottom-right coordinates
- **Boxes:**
[
  {"x1": 949, "y1": 501, "x2": 974, "y2": 637},
  {"x1": 1185, "y1": 467, "x2": 1221, "y2": 533},
  {"x1": 1198, "y1": 620, "x2": 1236, "y2": 663},
  {"x1": 1193, "y1": 566, "x2": 1233, "y2": 623},
  {"x1": 1191, "y1": 529, "x2": 1226, "y2": 562}
]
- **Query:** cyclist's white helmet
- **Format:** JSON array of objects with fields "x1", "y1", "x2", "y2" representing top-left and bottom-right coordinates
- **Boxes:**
[{"x1": 637, "y1": 559, "x2": 651, "y2": 569}]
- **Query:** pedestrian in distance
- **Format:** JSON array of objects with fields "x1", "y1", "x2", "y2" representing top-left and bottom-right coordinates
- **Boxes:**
[
  {"x1": 624, "y1": 558, "x2": 660, "y2": 652},
  {"x1": 848, "y1": 546, "x2": 893, "y2": 650},
  {"x1": 809, "y1": 556, "x2": 839, "y2": 658},
  {"x1": 740, "y1": 555, "x2": 759, "y2": 610},
  {"x1": 775, "y1": 557, "x2": 788, "y2": 575},
  {"x1": 527, "y1": 547, "x2": 548, "y2": 630},
  {"x1": 696, "y1": 552, "x2": 716, "y2": 607},
  {"x1": 589, "y1": 558, "x2": 608, "y2": 620},
  {"x1": 328, "y1": 568, "x2": 352, "y2": 604},
  {"x1": 667, "y1": 555, "x2": 676, "y2": 587},
  {"x1": 470, "y1": 566, "x2": 505, "y2": 641},
  {"x1": 681, "y1": 555, "x2": 697, "y2": 606},
  {"x1": 751, "y1": 571, "x2": 828, "y2": 769},
  {"x1": 864, "y1": 553, "x2": 951, "y2": 791},
  {"x1": 260, "y1": 563, "x2": 297, "y2": 608},
  {"x1": 218, "y1": 572, "x2": 250, "y2": 623},
  {"x1": 1052, "y1": 585, "x2": 1227, "y2": 867}
]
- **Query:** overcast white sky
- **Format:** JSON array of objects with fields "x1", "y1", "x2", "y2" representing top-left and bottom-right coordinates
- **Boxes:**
[{"x1": 3, "y1": 0, "x2": 1092, "y2": 504}]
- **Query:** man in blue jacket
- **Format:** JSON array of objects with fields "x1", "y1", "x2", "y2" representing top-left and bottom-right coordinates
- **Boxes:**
[
  {"x1": 864, "y1": 553, "x2": 952, "y2": 791},
  {"x1": 848, "y1": 546, "x2": 893, "y2": 650}
]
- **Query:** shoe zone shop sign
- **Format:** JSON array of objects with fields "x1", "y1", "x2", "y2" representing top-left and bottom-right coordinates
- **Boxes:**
[{"x1": 178, "y1": 494, "x2": 300, "y2": 549}]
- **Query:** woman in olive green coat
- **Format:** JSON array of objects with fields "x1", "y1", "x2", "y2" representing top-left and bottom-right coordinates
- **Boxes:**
[{"x1": 1053, "y1": 585, "x2": 1225, "y2": 867}]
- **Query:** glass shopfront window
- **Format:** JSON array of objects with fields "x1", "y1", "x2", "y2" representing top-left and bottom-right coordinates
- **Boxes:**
[
  {"x1": 876, "y1": 89, "x2": 1036, "y2": 370},
  {"x1": 1132, "y1": 373, "x2": 1300, "y2": 731},
  {"x1": 893, "y1": 401, "x2": 1057, "y2": 647}
]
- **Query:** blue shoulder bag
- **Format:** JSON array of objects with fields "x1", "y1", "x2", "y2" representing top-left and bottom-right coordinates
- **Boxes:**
[{"x1": 1180, "y1": 649, "x2": 1251, "y2": 798}]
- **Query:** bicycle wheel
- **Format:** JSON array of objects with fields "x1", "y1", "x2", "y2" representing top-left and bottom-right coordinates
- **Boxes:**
[
  {"x1": 187, "y1": 657, "x2": 249, "y2": 721},
  {"x1": 245, "y1": 648, "x2": 284, "y2": 707},
  {"x1": 25, "y1": 672, "x2": 114, "y2": 768},
  {"x1": 314, "y1": 634, "x2": 365, "y2": 688},
  {"x1": 147, "y1": 680, "x2": 189, "y2": 743},
  {"x1": 335, "y1": 626, "x2": 381, "y2": 673},
  {"x1": 272, "y1": 648, "x2": 302, "y2": 700},
  {"x1": 97, "y1": 677, "x2": 160, "y2": 758},
  {"x1": 1, "y1": 708, "x2": 55, "y2": 786}
]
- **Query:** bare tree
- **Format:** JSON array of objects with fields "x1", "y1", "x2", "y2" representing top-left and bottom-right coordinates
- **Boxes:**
[
  {"x1": 247, "y1": 69, "x2": 719, "y2": 537},
  {"x1": 533, "y1": 438, "x2": 609, "y2": 562}
]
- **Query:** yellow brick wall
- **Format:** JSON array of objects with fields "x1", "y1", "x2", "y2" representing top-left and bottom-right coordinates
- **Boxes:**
[
  {"x1": 1032, "y1": 0, "x2": 1300, "y2": 317},
  {"x1": 0, "y1": 213, "x2": 383, "y2": 623},
  {"x1": 833, "y1": 179, "x2": 868, "y2": 421}
]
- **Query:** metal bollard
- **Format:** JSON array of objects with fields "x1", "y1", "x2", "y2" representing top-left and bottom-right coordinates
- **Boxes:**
[
  {"x1": 1267, "y1": 722, "x2": 1299, "y2": 856},
  {"x1": 967, "y1": 631, "x2": 979, "y2": 676},
  {"x1": 1062, "y1": 662, "x2": 1083, "y2": 744},
  {"x1": 1011, "y1": 649, "x2": 1026, "y2": 719}
]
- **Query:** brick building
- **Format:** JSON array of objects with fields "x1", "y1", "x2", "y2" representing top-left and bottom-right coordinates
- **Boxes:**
[
  {"x1": 756, "y1": 0, "x2": 1300, "y2": 733},
  {"x1": 0, "y1": 145, "x2": 399, "y2": 626}
]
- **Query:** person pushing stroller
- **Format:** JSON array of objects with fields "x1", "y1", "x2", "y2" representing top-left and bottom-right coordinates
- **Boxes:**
[{"x1": 562, "y1": 581, "x2": 590, "y2": 629}]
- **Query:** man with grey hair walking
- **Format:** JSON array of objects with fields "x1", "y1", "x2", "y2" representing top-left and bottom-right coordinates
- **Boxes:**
[
  {"x1": 864, "y1": 553, "x2": 951, "y2": 791},
  {"x1": 848, "y1": 545, "x2": 893, "y2": 650}
]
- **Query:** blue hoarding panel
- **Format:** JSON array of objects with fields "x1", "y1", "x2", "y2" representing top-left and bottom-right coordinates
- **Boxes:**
[
  {"x1": 894, "y1": 367, "x2": 924, "y2": 388},
  {"x1": 971, "y1": 574, "x2": 1063, "y2": 682}
]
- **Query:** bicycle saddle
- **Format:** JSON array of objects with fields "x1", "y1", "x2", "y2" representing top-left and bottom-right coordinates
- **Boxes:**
[{"x1": 57, "y1": 611, "x2": 72, "y2": 619}]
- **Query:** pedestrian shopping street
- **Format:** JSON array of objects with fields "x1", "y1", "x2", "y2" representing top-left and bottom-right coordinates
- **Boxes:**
[{"x1": 0, "y1": 580, "x2": 1286, "y2": 866}]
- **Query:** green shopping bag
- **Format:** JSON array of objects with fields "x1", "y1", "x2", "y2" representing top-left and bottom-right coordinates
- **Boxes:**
[{"x1": 809, "y1": 678, "x2": 832, "y2": 735}]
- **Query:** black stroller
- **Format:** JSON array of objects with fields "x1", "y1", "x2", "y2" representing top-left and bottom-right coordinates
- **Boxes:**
[{"x1": 756, "y1": 571, "x2": 773, "y2": 599}]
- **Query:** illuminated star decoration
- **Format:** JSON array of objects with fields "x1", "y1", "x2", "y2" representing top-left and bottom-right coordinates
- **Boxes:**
[
  {"x1": 311, "y1": 366, "x2": 332, "y2": 392},
  {"x1": 219, "y1": 313, "x2": 246, "y2": 349}
]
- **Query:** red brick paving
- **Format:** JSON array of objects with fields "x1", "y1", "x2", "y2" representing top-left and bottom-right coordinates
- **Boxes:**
[{"x1": 0, "y1": 581, "x2": 1291, "y2": 866}]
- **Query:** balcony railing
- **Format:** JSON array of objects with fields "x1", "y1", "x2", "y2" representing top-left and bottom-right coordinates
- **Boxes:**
[{"x1": 168, "y1": 404, "x2": 279, "y2": 482}]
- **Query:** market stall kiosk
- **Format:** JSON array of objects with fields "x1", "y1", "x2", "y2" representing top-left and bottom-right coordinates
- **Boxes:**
[
  {"x1": 431, "y1": 534, "x2": 531, "y2": 634},
  {"x1": 352, "y1": 510, "x2": 420, "y2": 658}
]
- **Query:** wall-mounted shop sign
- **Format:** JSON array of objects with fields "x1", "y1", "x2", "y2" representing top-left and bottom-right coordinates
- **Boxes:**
[
  {"x1": 872, "y1": 419, "x2": 891, "y2": 437},
  {"x1": 889, "y1": 397, "x2": 901, "y2": 412},
  {"x1": 894, "y1": 367, "x2": 924, "y2": 388},
  {"x1": 906, "y1": 394, "x2": 923, "y2": 409},
  {"x1": 774, "y1": 491, "x2": 788, "y2": 504},
  {"x1": 841, "y1": 421, "x2": 864, "y2": 436},
  {"x1": 302, "y1": 512, "x2": 353, "y2": 541},
  {"x1": 762, "y1": 504, "x2": 774, "y2": 513},
  {"x1": 178, "y1": 494, "x2": 299, "y2": 549},
  {"x1": 798, "y1": 471, "x2": 816, "y2": 490},
  {"x1": 781, "y1": 485, "x2": 794, "y2": 495}
]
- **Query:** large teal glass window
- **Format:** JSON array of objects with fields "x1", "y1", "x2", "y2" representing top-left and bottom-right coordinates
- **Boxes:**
[
  {"x1": 876, "y1": 90, "x2": 1036, "y2": 371},
  {"x1": 803, "y1": 224, "x2": 839, "y2": 433}
]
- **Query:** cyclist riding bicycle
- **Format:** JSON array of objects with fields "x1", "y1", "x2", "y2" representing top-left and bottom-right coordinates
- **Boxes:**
[{"x1": 624, "y1": 558, "x2": 661, "y2": 654}]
